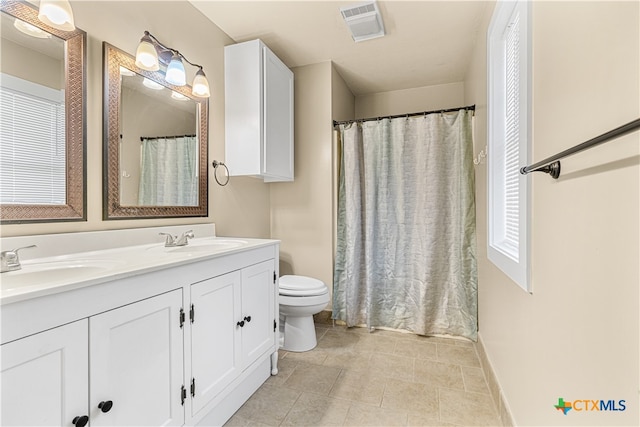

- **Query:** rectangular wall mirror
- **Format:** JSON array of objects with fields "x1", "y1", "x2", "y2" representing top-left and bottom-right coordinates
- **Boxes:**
[
  {"x1": 0, "y1": 0, "x2": 86, "y2": 223},
  {"x1": 103, "y1": 42, "x2": 208, "y2": 219}
]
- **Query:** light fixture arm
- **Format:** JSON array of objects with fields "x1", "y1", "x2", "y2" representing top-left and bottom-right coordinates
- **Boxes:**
[{"x1": 143, "y1": 31, "x2": 204, "y2": 70}]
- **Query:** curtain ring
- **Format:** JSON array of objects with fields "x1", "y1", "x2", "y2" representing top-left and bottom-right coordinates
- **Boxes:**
[{"x1": 212, "y1": 160, "x2": 230, "y2": 186}]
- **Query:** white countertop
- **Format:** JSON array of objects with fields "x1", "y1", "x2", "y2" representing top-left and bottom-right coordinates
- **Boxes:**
[{"x1": 1, "y1": 237, "x2": 279, "y2": 305}]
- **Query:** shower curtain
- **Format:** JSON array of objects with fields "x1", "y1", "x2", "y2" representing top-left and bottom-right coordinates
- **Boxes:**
[
  {"x1": 333, "y1": 110, "x2": 478, "y2": 340},
  {"x1": 138, "y1": 136, "x2": 198, "y2": 206}
]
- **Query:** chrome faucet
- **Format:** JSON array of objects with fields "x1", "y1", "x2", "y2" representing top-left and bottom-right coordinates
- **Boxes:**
[
  {"x1": 175, "y1": 230, "x2": 194, "y2": 246},
  {"x1": 159, "y1": 230, "x2": 194, "y2": 247},
  {"x1": 1, "y1": 245, "x2": 37, "y2": 273}
]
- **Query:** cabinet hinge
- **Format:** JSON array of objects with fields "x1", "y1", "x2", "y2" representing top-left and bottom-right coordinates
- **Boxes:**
[
  {"x1": 273, "y1": 271, "x2": 276, "y2": 284},
  {"x1": 179, "y1": 308, "x2": 185, "y2": 328},
  {"x1": 274, "y1": 319, "x2": 276, "y2": 332},
  {"x1": 181, "y1": 385, "x2": 186, "y2": 406},
  {"x1": 190, "y1": 304, "x2": 195, "y2": 324},
  {"x1": 190, "y1": 378, "x2": 196, "y2": 397}
]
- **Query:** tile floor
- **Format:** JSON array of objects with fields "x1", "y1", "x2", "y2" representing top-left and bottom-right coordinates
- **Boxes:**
[{"x1": 225, "y1": 324, "x2": 501, "y2": 426}]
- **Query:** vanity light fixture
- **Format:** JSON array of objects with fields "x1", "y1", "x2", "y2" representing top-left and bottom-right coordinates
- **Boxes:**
[
  {"x1": 37, "y1": 0, "x2": 75, "y2": 31},
  {"x1": 192, "y1": 69, "x2": 211, "y2": 98},
  {"x1": 134, "y1": 30, "x2": 211, "y2": 98},
  {"x1": 165, "y1": 53, "x2": 187, "y2": 86},
  {"x1": 171, "y1": 91, "x2": 189, "y2": 101},
  {"x1": 135, "y1": 32, "x2": 159, "y2": 71},
  {"x1": 14, "y1": 19, "x2": 51, "y2": 38},
  {"x1": 142, "y1": 77, "x2": 164, "y2": 91},
  {"x1": 119, "y1": 66, "x2": 135, "y2": 77}
]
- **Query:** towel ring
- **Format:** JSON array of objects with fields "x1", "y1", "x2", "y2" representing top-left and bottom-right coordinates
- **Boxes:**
[{"x1": 212, "y1": 160, "x2": 230, "y2": 186}]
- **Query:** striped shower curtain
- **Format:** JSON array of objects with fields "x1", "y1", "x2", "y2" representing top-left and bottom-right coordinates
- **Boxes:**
[
  {"x1": 138, "y1": 136, "x2": 198, "y2": 206},
  {"x1": 333, "y1": 109, "x2": 478, "y2": 340}
]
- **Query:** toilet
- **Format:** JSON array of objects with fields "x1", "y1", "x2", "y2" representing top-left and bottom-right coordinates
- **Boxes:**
[{"x1": 278, "y1": 275, "x2": 330, "y2": 352}]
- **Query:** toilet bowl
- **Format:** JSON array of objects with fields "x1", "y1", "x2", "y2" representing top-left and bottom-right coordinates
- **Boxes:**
[{"x1": 279, "y1": 275, "x2": 329, "y2": 352}]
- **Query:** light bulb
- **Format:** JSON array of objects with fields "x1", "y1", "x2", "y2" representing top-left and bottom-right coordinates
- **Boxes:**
[
  {"x1": 165, "y1": 53, "x2": 186, "y2": 86},
  {"x1": 38, "y1": 0, "x2": 75, "y2": 31},
  {"x1": 143, "y1": 78, "x2": 164, "y2": 90},
  {"x1": 171, "y1": 91, "x2": 189, "y2": 101},
  {"x1": 191, "y1": 69, "x2": 210, "y2": 98},
  {"x1": 119, "y1": 66, "x2": 135, "y2": 77},
  {"x1": 14, "y1": 19, "x2": 51, "y2": 38},
  {"x1": 135, "y1": 34, "x2": 159, "y2": 71}
]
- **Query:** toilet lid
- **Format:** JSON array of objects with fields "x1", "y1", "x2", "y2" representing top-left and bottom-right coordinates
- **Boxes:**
[{"x1": 279, "y1": 275, "x2": 328, "y2": 297}]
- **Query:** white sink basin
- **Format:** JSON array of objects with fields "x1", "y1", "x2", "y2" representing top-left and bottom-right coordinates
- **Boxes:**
[
  {"x1": 1, "y1": 259, "x2": 124, "y2": 290},
  {"x1": 147, "y1": 239, "x2": 248, "y2": 254}
]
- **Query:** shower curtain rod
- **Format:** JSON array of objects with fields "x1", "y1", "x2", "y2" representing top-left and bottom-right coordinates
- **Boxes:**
[
  {"x1": 140, "y1": 134, "x2": 196, "y2": 141},
  {"x1": 332, "y1": 105, "x2": 475, "y2": 127}
]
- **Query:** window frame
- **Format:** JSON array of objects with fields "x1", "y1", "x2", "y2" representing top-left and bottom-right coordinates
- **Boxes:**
[{"x1": 487, "y1": 0, "x2": 532, "y2": 293}]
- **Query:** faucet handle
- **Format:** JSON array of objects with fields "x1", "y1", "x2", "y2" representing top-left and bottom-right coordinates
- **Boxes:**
[
  {"x1": 1, "y1": 245, "x2": 36, "y2": 273},
  {"x1": 6, "y1": 245, "x2": 37, "y2": 258},
  {"x1": 176, "y1": 230, "x2": 194, "y2": 246},
  {"x1": 159, "y1": 232, "x2": 177, "y2": 247}
]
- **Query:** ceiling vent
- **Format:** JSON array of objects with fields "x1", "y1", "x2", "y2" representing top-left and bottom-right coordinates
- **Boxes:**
[{"x1": 340, "y1": 1, "x2": 385, "y2": 43}]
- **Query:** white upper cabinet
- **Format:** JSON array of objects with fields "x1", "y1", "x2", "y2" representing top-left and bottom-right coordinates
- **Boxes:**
[{"x1": 225, "y1": 39, "x2": 294, "y2": 182}]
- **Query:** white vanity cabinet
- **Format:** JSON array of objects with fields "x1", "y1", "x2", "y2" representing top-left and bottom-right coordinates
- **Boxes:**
[
  {"x1": 1, "y1": 320, "x2": 89, "y2": 426},
  {"x1": 239, "y1": 260, "x2": 276, "y2": 366},
  {"x1": 0, "y1": 240, "x2": 280, "y2": 427},
  {"x1": 189, "y1": 260, "x2": 276, "y2": 420},
  {"x1": 225, "y1": 39, "x2": 294, "y2": 182},
  {"x1": 89, "y1": 290, "x2": 185, "y2": 426},
  {"x1": 190, "y1": 271, "x2": 242, "y2": 418},
  {"x1": 1, "y1": 291, "x2": 184, "y2": 427}
]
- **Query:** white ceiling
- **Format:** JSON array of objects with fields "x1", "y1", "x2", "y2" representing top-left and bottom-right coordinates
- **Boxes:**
[{"x1": 190, "y1": 1, "x2": 488, "y2": 96}]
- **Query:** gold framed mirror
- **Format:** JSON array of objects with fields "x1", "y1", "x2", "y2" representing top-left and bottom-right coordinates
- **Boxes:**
[
  {"x1": 0, "y1": 0, "x2": 86, "y2": 223},
  {"x1": 103, "y1": 42, "x2": 208, "y2": 219}
]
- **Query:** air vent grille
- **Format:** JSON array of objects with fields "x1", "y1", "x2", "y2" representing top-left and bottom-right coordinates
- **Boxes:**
[
  {"x1": 341, "y1": 3, "x2": 375, "y2": 19},
  {"x1": 340, "y1": 1, "x2": 385, "y2": 42}
]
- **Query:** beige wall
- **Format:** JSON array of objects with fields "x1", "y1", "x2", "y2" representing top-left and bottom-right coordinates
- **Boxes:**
[
  {"x1": 1, "y1": 1, "x2": 271, "y2": 239},
  {"x1": 1, "y1": 38, "x2": 64, "y2": 90},
  {"x1": 465, "y1": 1, "x2": 639, "y2": 425},
  {"x1": 270, "y1": 63, "x2": 354, "y2": 305},
  {"x1": 355, "y1": 82, "x2": 464, "y2": 119},
  {"x1": 270, "y1": 62, "x2": 335, "y2": 289},
  {"x1": 332, "y1": 66, "x2": 355, "y2": 123}
]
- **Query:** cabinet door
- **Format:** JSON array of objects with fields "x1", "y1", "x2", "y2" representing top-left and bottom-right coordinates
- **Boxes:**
[
  {"x1": 241, "y1": 260, "x2": 276, "y2": 366},
  {"x1": 263, "y1": 46, "x2": 294, "y2": 181},
  {"x1": 89, "y1": 290, "x2": 184, "y2": 426},
  {"x1": 190, "y1": 271, "x2": 242, "y2": 418},
  {"x1": 1, "y1": 320, "x2": 88, "y2": 426}
]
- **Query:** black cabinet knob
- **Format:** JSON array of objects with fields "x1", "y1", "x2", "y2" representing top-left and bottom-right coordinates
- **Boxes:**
[
  {"x1": 72, "y1": 415, "x2": 88, "y2": 427},
  {"x1": 237, "y1": 320, "x2": 245, "y2": 327},
  {"x1": 98, "y1": 400, "x2": 113, "y2": 413},
  {"x1": 244, "y1": 316, "x2": 252, "y2": 323}
]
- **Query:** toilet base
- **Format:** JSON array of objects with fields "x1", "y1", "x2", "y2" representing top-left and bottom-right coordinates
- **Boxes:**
[{"x1": 281, "y1": 315, "x2": 317, "y2": 352}]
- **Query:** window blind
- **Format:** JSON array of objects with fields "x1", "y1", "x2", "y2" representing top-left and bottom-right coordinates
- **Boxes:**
[
  {"x1": 503, "y1": 12, "x2": 520, "y2": 258},
  {"x1": 0, "y1": 86, "x2": 66, "y2": 205}
]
